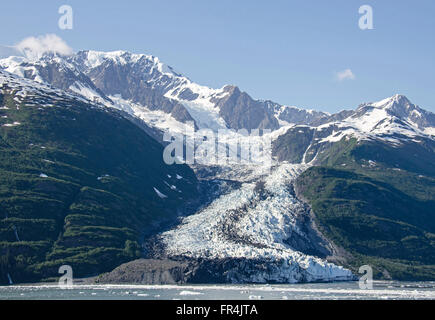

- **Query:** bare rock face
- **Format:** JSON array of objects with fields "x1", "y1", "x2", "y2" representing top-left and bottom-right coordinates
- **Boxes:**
[
  {"x1": 214, "y1": 86, "x2": 280, "y2": 130},
  {"x1": 95, "y1": 259, "x2": 197, "y2": 285},
  {"x1": 81, "y1": 57, "x2": 196, "y2": 125},
  {"x1": 95, "y1": 255, "x2": 356, "y2": 285}
]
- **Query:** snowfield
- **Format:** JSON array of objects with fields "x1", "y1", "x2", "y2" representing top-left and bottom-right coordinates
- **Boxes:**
[
  {"x1": 315, "y1": 94, "x2": 435, "y2": 147},
  {"x1": 160, "y1": 163, "x2": 354, "y2": 283}
]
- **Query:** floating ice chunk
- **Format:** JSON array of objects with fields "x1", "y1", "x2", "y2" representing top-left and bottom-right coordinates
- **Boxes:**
[
  {"x1": 2, "y1": 121, "x2": 21, "y2": 127},
  {"x1": 153, "y1": 187, "x2": 168, "y2": 199},
  {"x1": 368, "y1": 160, "x2": 377, "y2": 167},
  {"x1": 164, "y1": 180, "x2": 178, "y2": 190},
  {"x1": 179, "y1": 291, "x2": 203, "y2": 296}
]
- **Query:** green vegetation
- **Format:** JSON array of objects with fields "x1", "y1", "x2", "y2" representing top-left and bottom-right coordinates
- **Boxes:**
[
  {"x1": 296, "y1": 138, "x2": 435, "y2": 280},
  {"x1": 0, "y1": 88, "x2": 198, "y2": 284},
  {"x1": 272, "y1": 127, "x2": 314, "y2": 163}
]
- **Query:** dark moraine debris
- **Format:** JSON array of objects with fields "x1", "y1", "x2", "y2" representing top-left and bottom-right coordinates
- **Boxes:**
[{"x1": 95, "y1": 259, "x2": 199, "y2": 285}]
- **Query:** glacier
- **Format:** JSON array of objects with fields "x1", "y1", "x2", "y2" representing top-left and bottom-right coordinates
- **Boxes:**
[{"x1": 159, "y1": 163, "x2": 354, "y2": 283}]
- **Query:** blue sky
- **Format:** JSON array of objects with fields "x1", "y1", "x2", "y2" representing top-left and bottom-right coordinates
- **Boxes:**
[{"x1": 1, "y1": 0, "x2": 434, "y2": 112}]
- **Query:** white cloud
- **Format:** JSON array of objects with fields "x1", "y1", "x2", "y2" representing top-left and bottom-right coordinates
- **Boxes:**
[
  {"x1": 335, "y1": 69, "x2": 355, "y2": 81},
  {"x1": 14, "y1": 34, "x2": 73, "y2": 60}
]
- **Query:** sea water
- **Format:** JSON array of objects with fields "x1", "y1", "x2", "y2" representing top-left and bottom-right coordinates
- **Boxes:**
[{"x1": 0, "y1": 281, "x2": 434, "y2": 300}]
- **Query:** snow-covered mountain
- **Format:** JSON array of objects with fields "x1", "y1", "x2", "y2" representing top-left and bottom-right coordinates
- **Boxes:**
[
  {"x1": 0, "y1": 54, "x2": 110, "y2": 104},
  {"x1": 273, "y1": 94, "x2": 435, "y2": 165},
  {"x1": 359, "y1": 94, "x2": 435, "y2": 135},
  {"x1": 0, "y1": 51, "x2": 333, "y2": 133},
  {"x1": 1, "y1": 49, "x2": 435, "y2": 283},
  {"x1": 1, "y1": 50, "x2": 434, "y2": 148},
  {"x1": 318, "y1": 94, "x2": 435, "y2": 144}
]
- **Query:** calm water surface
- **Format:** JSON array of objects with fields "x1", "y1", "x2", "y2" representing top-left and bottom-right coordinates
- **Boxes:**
[{"x1": 1, "y1": 281, "x2": 434, "y2": 300}]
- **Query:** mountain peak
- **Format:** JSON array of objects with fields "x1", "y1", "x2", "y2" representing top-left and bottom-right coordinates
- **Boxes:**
[
  {"x1": 353, "y1": 94, "x2": 435, "y2": 132},
  {"x1": 370, "y1": 94, "x2": 411, "y2": 109},
  {"x1": 75, "y1": 50, "x2": 147, "y2": 69}
]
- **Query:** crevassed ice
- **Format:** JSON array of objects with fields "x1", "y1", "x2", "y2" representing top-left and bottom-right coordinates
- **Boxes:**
[{"x1": 160, "y1": 163, "x2": 353, "y2": 282}]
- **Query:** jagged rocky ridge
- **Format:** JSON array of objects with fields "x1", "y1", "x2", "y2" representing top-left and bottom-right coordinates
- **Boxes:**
[{"x1": 0, "y1": 51, "x2": 333, "y2": 132}]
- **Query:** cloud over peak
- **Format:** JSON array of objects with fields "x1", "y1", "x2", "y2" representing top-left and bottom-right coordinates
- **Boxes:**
[{"x1": 15, "y1": 34, "x2": 73, "y2": 60}]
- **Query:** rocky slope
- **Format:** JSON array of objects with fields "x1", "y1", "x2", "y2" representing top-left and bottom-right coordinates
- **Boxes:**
[{"x1": 0, "y1": 70, "x2": 198, "y2": 284}]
